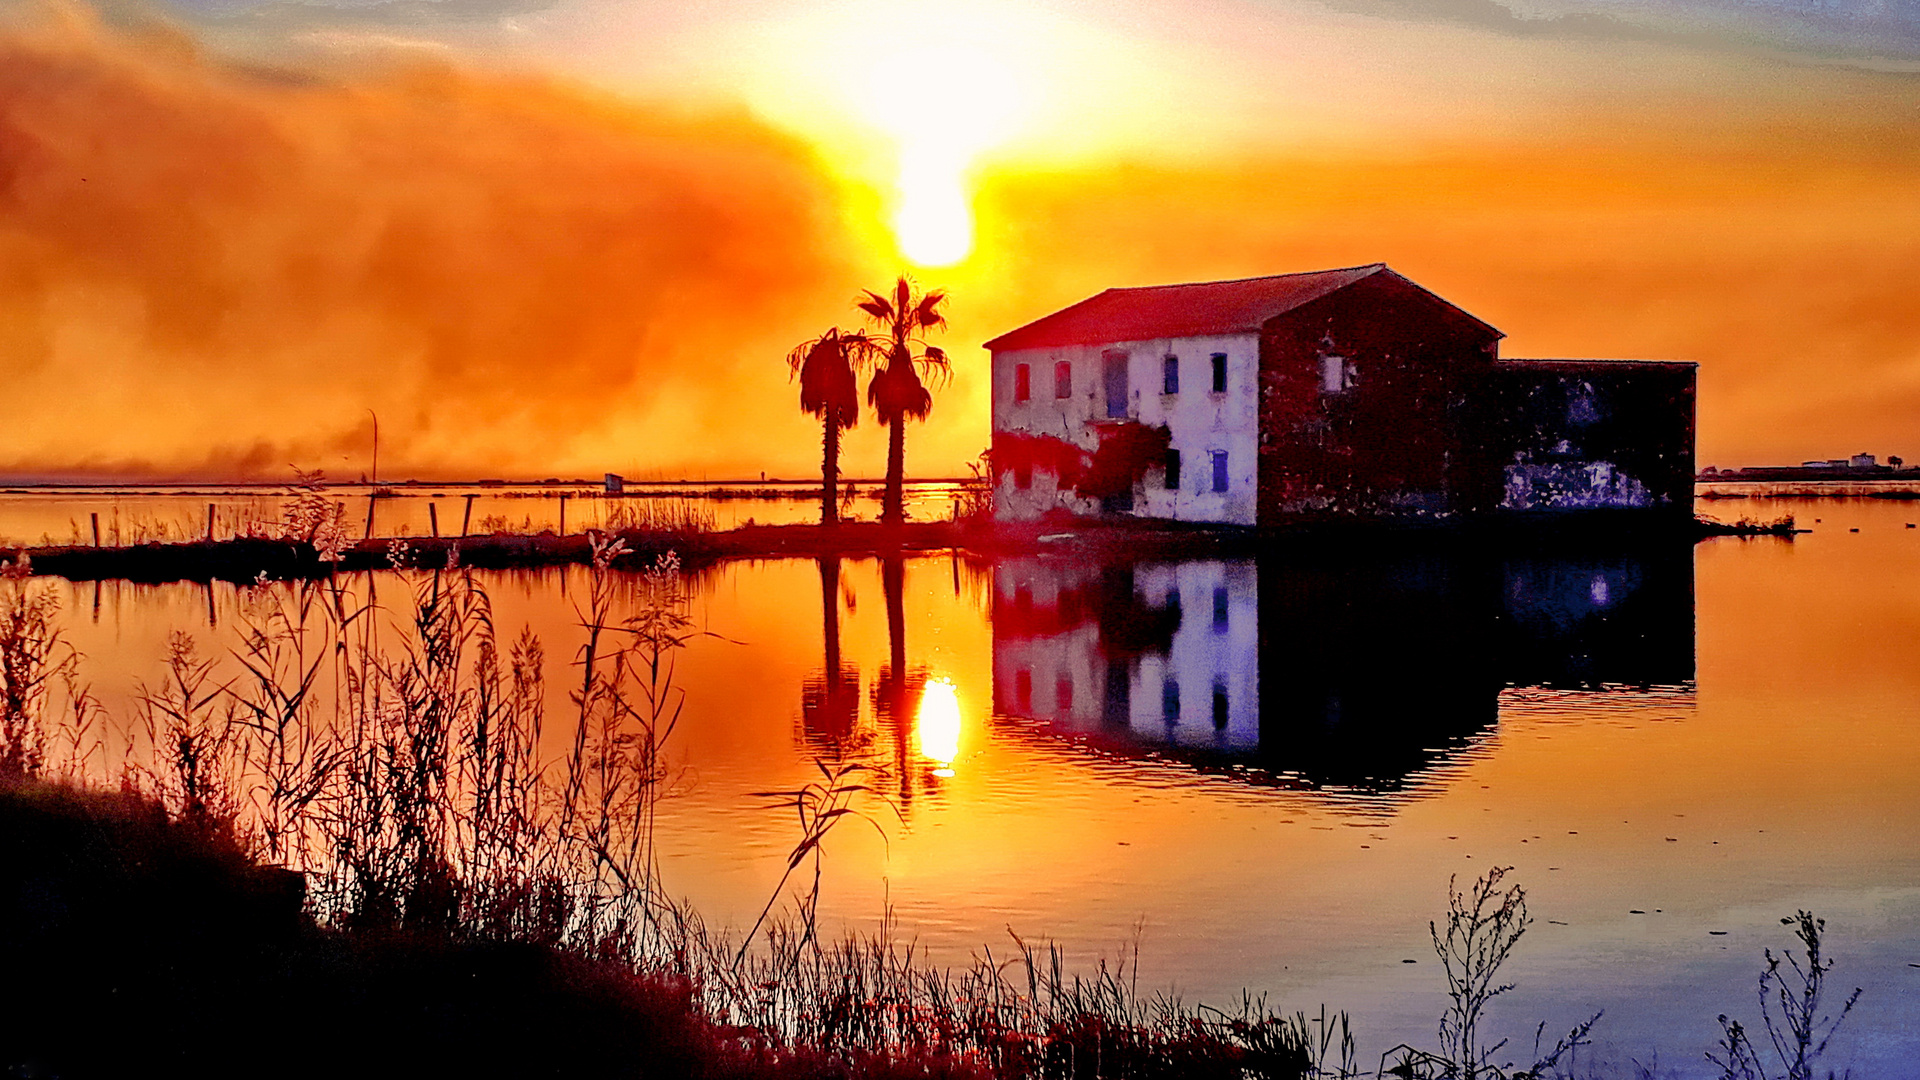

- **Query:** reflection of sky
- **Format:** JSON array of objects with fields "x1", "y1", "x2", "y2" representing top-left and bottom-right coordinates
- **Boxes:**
[{"x1": 32, "y1": 496, "x2": 1920, "y2": 1075}]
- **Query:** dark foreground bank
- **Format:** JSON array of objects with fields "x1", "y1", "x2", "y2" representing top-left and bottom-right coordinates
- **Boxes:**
[
  {"x1": 0, "y1": 779, "x2": 818, "y2": 1080},
  {"x1": 8, "y1": 512, "x2": 1783, "y2": 583},
  {"x1": 0, "y1": 778, "x2": 1324, "y2": 1080}
]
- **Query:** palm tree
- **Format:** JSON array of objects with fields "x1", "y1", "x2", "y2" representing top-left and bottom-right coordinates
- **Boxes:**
[
  {"x1": 800, "y1": 556, "x2": 862, "y2": 754},
  {"x1": 786, "y1": 327, "x2": 872, "y2": 526},
  {"x1": 858, "y1": 278, "x2": 949, "y2": 526}
]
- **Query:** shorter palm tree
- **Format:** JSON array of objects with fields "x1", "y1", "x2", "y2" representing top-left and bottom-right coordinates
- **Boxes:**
[{"x1": 786, "y1": 327, "x2": 877, "y2": 526}]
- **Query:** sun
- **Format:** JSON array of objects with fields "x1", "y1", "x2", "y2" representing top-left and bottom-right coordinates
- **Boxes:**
[{"x1": 862, "y1": 43, "x2": 1028, "y2": 267}]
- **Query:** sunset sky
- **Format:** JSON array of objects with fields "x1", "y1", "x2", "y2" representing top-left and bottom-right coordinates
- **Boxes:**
[{"x1": 2, "y1": 0, "x2": 1917, "y2": 481}]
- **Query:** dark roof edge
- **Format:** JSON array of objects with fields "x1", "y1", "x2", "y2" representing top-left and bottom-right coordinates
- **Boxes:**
[
  {"x1": 1497, "y1": 357, "x2": 1697, "y2": 367},
  {"x1": 1104, "y1": 262, "x2": 1387, "y2": 294}
]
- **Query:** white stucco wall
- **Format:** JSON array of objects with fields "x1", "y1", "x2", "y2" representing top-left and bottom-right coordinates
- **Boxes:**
[{"x1": 991, "y1": 333, "x2": 1261, "y2": 525}]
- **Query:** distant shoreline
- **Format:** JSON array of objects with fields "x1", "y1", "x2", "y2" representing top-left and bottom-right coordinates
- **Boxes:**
[{"x1": 0, "y1": 478, "x2": 980, "y2": 493}]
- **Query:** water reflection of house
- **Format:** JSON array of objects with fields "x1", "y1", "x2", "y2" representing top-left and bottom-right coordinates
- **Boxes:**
[
  {"x1": 992, "y1": 546, "x2": 1694, "y2": 791},
  {"x1": 997, "y1": 561, "x2": 1261, "y2": 752},
  {"x1": 985, "y1": 265, "x2": 1696, "y2": 524}
]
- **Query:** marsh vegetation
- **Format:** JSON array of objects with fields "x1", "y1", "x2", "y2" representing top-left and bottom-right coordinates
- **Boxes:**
[{"x1": 0, "y1": 538, "x2": 1869, "y2": 1080}]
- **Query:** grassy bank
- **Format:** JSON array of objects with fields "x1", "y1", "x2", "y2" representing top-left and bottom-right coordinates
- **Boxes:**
[{"x1": 7, "y1": 512, "x2": 1760, "y2": 585}]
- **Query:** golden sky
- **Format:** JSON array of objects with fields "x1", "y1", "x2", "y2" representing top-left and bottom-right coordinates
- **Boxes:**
[{"x1": 2, "y1": 0, "x2": 1917, "y2": 481}]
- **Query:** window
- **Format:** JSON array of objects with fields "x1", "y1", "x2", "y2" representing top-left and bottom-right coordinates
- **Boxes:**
[
  {"x1": 1056, "y1": 676, "x2": 1074, "y2": 712},
  {"x1": 1210, "y1": 353, "x2": 1228, "y2": 393},
  {"x1": 1162, "y1": 679, "x2": 1180, "y2": 723},
  {"x1": 1014, "y1": 583, "x2": 1032, "y2": 614},
  {"x1": 1015, "y1": 669, "x2": 1032, "y2": 711},
  {"x1": 1103, "y1": 659, "x2": 1131, "y2": 725},
  {"x1": 1212, "y1": 586, "x2": 1230, "y2": 631},
  {"x1": 1162, "y1": 355, "x2": 1179, "y2": 394},
  {"x1": 1014, "y1": 462, "x2": 1032, "y2": 490},
  {"x1": 1211, "y1": 451, "x2": 1229, "y2": 493},
  {"x1": 1014, "y1": 363, "x2": 1031, "y2": 402},
  {"x1": 1320, "y1": 355, "x2": 1353, "y2": 394},
  {"x1": 1163, "y1": 449, "x2": 1181, "y2": 490},
  {"x1": 1103, "y1": 351, "x2": 1129, "y2": 418},
  {"x1": 1054, "y1": 360, "x2": 1072, "y2": 399},
  {"x1": 1211, "y1": 682, "x2": 1229, "y2": 728}
]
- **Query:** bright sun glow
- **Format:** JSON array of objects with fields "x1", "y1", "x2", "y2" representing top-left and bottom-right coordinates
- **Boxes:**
[
  {"x1": 916, "y1": 677, "x2": 962, "y2": 776},
  {"x1": 864, "y1": 44, "x2": 1028, "y2": 266}
]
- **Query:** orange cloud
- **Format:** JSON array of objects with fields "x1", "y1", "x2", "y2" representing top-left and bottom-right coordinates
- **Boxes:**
[{"x1": 0, "y1": 3, "x2": 883, "y2": 482}]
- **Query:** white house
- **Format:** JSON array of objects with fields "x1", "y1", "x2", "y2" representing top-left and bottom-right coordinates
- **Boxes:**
[{"x1": 983, "y1": 264, "x2": 1696, "y2": 525}]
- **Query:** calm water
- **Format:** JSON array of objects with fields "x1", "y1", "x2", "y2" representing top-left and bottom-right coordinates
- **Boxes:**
[{"x1": 24, "y1": 496, "x2": 1920, "y2": 1076}]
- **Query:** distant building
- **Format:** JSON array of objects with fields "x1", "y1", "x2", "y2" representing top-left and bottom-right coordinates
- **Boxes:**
[
  {"x1": 985, "y1": 264, "x2": 1696, "y2": 524},
  {"x1": 604, "y1": 473, "x2": 624, "y2": 494},
  {"x1": 1850, "y1": 453, "x2": 1877, "y2": 469}
]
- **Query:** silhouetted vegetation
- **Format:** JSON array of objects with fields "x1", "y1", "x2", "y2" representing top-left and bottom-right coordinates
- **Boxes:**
[
  {"x1": 0, "y1": 558, "x2": 1867, "y2": 1080},
  {"x1": 1709, "y1": 913, "x2": 1861, "y2": 1080},
  {"x1": 858, "y1": 278, "x2": 951, "y2": 526},
  {"x1": 789, "y1": 328, "x2": 872, "y2": 526}
]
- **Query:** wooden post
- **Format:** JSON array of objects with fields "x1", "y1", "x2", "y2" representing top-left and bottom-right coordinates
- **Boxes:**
[
  {"x1": 461, "y1": 494, "x2": 475, "y2": 538},
  {"x1": 429, "y1": 501, "x2": 440, "y2": 538},
  {"x1": 90, "y1": 512, "x2": 100, "y2": 548},
  {"x1": 365, "y1": 495, "x2": 376, "y2": 539},
  {"x1": 559, "y1": 493, "x2": 568, "y2": 536},
  {"x1": 206, "y1": 503, "x2": 216, "y2": 542}
]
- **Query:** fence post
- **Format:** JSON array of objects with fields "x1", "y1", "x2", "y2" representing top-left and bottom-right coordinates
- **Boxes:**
[
  {"x1": 429, "y1": 501, "x2": 440, "y2": 538},
  {"x1": 461, "y1": 494, "x2": 475, "y2": 538},
  {"x1": 90, "y1": 512, "x2": 100, "y2": 548},
  {"x1": 207, "y1": 503, "x2": 216, "y2": 542},
  {"x1": 559, "y1": 493, "x2": 568, "y2": 537}
]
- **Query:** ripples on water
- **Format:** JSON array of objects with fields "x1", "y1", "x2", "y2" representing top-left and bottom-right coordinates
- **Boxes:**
[{"x1": 12, "y1": 495, "x2": 1920, "y2": 1076}]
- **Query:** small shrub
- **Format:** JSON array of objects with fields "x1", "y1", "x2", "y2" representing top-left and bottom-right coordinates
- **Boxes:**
[{"x1": 1709, "y1": 911, "x2": 1861, "y2": 1080}]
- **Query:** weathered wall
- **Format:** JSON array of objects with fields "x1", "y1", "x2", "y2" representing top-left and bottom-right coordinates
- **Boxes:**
[
  {"x1": 1256, "y1": 273, "x2": 1501, "y2": 524},
  {"x1": 990, "y1": 333, "x2": 1261, "y2": 524},
  {"x1": 1484, "y1": 361, "x2": 1697, "y2": 514}
]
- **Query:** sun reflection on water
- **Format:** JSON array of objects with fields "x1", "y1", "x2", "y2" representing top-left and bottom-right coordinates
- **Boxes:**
[{"x1": 916, "y1": 676, "x2": 962, "y2": 777}]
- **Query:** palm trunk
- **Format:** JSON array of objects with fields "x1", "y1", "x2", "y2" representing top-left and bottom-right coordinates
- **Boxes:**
[
  {"x1": 821, "y1": 418, "x2": 840, "y2": 526},
  {"x1": 882, "y1": 414, "x2": 906, "y2": 526},
  {"x1": 881, "y1": 553, "x2": 909, "y2": 803},
  {"x1": 820, "y1": 556, "x2": 842, "y2": 679}
]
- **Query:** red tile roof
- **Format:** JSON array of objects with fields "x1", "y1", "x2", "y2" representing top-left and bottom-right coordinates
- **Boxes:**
[{"x1": 982, "y1": 264, "x2": 1498, "y2": 351}]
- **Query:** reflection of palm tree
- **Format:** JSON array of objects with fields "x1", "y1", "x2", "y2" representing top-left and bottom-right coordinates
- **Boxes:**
[
  {"x1": 872, "y1": 553, "x2": 925, "y2": 804},
  {"x1": 800, "y1": 556, "x2": 862, "y2": 754},
  {"x1": 787, "y1": 328, "x2": 872, "y2": 527},
  {"x1": 858, "y1": 279, "x2": 949, "y2": 526}
]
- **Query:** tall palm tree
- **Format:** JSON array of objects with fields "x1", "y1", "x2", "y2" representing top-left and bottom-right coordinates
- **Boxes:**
[
  {"x1": 858, "y1": 278, "x2": 949, "y2": 526},
  {"x1": 786, "y1": 327, "x2": 873, "y2": 526}
]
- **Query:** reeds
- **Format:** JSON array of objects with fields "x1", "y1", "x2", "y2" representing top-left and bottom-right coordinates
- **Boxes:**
[
  {"x1": 2, "y1": 547, "x2": 1334, "y2": 1078},
  {"x1": 0, "y1": 553, "x2": 1866, "y2": 1080},
  {"x1": 1, "y1": 556, "x2": 101, "y2": 780}
]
